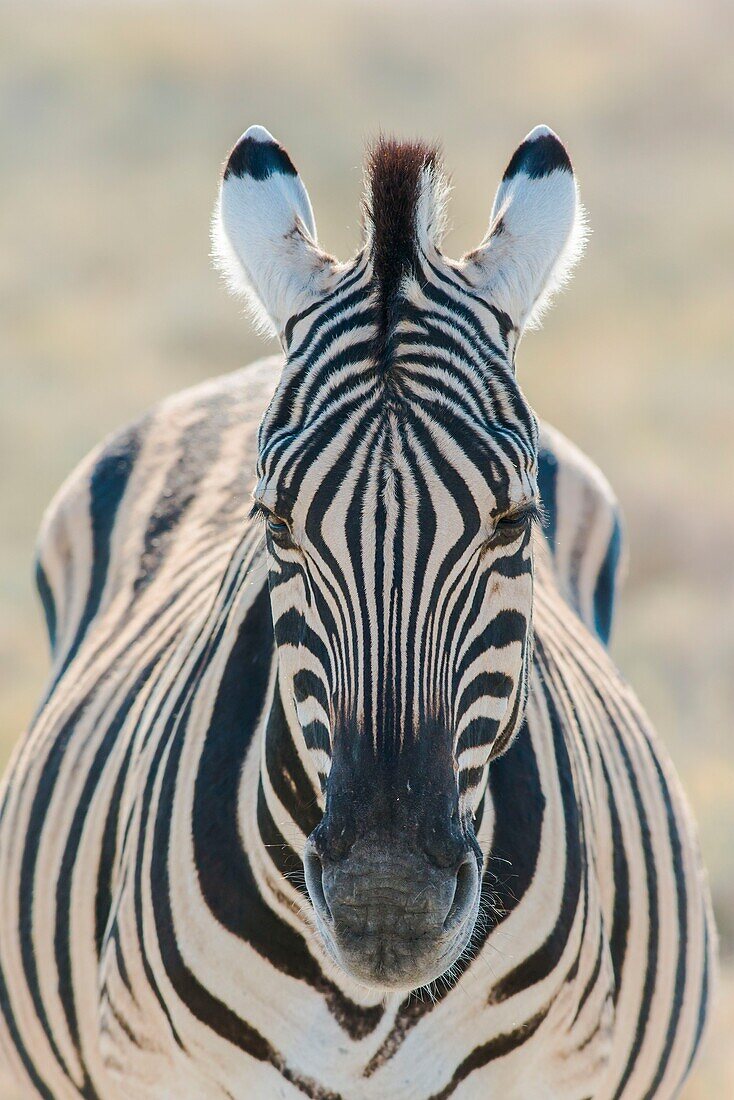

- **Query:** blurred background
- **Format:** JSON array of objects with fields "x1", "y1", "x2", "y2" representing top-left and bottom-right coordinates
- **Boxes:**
[{"x1": 1, "y1": 0, "x2": 732, "y2": 1094}]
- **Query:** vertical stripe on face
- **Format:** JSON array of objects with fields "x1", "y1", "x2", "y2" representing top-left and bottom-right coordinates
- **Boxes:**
[{"x1": 257, "y1": 245, "x2": 538, "y2": 814}]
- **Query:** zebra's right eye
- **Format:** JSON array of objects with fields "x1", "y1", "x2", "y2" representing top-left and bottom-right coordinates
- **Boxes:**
[
  {"x1": 250, "y1": 500, "x2": 296, "y2": 545},
  {"x1": 266, "y1": 514, "x2": 294, "y2": 545}
]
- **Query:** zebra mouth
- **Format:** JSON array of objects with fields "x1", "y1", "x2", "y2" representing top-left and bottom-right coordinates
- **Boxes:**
[{"x1": 304, "y1": 840, "x2": 481, "y2": 991}]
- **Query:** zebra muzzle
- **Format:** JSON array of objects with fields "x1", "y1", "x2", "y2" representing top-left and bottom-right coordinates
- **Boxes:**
[{"x1": 303, "y1": 834, "x2": 481, "y2": 991}]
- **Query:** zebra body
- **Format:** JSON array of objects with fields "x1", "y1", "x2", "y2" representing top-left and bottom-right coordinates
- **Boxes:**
[{"x1": 0, "y1": 126, "x2": 714, "y2": 1099}]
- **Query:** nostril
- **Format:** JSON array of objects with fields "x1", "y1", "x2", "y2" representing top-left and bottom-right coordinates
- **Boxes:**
[
  {"x1": 303, "y1": 844, "x2": 332, "y2": 923},
  {"x1": 444, "y1": 855, "x2": 478, "y2": 931}
]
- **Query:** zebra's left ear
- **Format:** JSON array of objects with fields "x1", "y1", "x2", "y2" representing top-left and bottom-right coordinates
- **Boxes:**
[
  {"x1": 462, "y1": 126, "x2": 586, "y2": 330},
  {"x1": 212, "y1": 126, "x2": 338, "y2": 338}
]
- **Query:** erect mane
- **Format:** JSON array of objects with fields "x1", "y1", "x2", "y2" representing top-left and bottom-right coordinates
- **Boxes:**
[{"x1": 363, "y1": 137, "x2": 445, "y2": 369}]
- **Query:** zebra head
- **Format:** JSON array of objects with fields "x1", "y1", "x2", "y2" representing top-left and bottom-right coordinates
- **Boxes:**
[{"x1": 214, "y1": 125, "x2": 584, "y2": 992}]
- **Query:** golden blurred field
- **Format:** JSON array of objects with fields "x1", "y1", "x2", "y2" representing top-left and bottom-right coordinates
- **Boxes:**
[{"x1": 0, "y1": 1, "x2": 732, "y2": 1095}]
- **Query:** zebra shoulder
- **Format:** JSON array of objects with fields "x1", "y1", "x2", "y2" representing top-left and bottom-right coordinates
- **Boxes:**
[
  {"x1": 537, "y1": 420, "x2": 626, "y2": 645},
  {"x1": 34, "y1": 417, "x2": 145, "y2": 675},
  {"x1": 33, "y1": 358, "x2": 281, "y2": 680}
]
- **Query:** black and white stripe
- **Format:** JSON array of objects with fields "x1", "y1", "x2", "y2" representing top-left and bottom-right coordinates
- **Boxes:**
[{"x1": 0, "y1": 125, "x2": 714, "y2": 1099}]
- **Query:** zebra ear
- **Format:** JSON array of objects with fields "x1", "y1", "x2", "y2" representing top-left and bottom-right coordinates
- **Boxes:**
[
  {"x1": 212, "y1": 126, "x2": 337, "y2": 337},
  {"x1": 462, "y1": 126, "x2": 586, "y2": 330}
]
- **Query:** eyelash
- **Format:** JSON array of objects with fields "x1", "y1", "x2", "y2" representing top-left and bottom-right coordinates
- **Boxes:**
[
  {"x1": 250, "y1": 501, "x2": 294, "y2": 544},
  {"x1": 489, "y1": 500, "x2": 542, "y2": 543},
  {"x1": 249, "y1": 501, "x2": 270, "y2": 525},
  {"x1": 500, "y1": 501, "x2": 542, "y2": 527}
]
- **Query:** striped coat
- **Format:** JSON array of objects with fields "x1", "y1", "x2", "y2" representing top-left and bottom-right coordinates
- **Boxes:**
[{"x1": 0, "y1": 124, "x2": 715, "y2": 1099}]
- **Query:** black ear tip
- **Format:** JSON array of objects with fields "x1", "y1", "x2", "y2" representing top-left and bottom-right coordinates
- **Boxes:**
[
  {"x1": 503, "y1": 126, "x2": 573, "y2": 182},
  {"x1": 223, "y1": 126, "x2": 298, "y2": 182}
]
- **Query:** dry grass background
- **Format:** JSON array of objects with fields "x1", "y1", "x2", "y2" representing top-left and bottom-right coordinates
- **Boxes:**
[{"x1": 1, "y1": 0, "x2": 733, "y2": 1095}]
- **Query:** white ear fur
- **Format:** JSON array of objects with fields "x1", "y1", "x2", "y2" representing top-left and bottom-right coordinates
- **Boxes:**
[
  {"x1": 462, "y1": 125, "x2": 586, "y2": 330},
  {"x1": 212, "y1": 125, "x2": 337, "y2": 337}
]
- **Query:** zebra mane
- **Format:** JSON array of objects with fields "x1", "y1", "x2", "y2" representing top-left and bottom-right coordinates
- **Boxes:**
[{"x1": 362, "y1": 137, "x2": 448, "y2": 368}]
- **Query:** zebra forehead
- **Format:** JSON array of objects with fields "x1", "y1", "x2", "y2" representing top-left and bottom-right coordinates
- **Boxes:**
[
  {"x1": 263, "y1": 349, "x2": 537, "y2": 487},
  {"x1": 258, "y1": 396, "x2": 535, "y2": 523}
]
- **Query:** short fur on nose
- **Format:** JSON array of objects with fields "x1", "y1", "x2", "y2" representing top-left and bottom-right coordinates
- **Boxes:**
[{"x1": 304, "y1": 835, "x2": 480, "y2": 990}]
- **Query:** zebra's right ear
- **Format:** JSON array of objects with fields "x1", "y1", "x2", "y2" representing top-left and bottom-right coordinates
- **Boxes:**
[{"x1": 212, "y1": 126, "x2": 337, "y2": 338}]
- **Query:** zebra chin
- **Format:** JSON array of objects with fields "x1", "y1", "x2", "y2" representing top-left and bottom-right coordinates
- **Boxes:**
[{"x1": 303, "y1": 835, "x2": 482, "y2": 992}]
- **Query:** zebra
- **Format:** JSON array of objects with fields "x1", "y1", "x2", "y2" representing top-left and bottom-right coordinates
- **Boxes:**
[{"x1": 0, "y1": 123, "x2": 715, "y2": 1099}]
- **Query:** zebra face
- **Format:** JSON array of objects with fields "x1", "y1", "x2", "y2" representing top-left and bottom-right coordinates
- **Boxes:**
[{"x1": 215, "y1": 124, "x2": 584, "y2": 991}]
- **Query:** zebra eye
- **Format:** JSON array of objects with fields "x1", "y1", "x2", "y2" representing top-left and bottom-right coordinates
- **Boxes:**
[
  {"x1": 491, "y1": 503, "x2": 538, "y2": 544},
  {"x1": 267, "y1": 514, "x2": 292, "y2": 539},
  {"x1": 251, "y1": 500, "x2": 296, "y2": 546}
]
